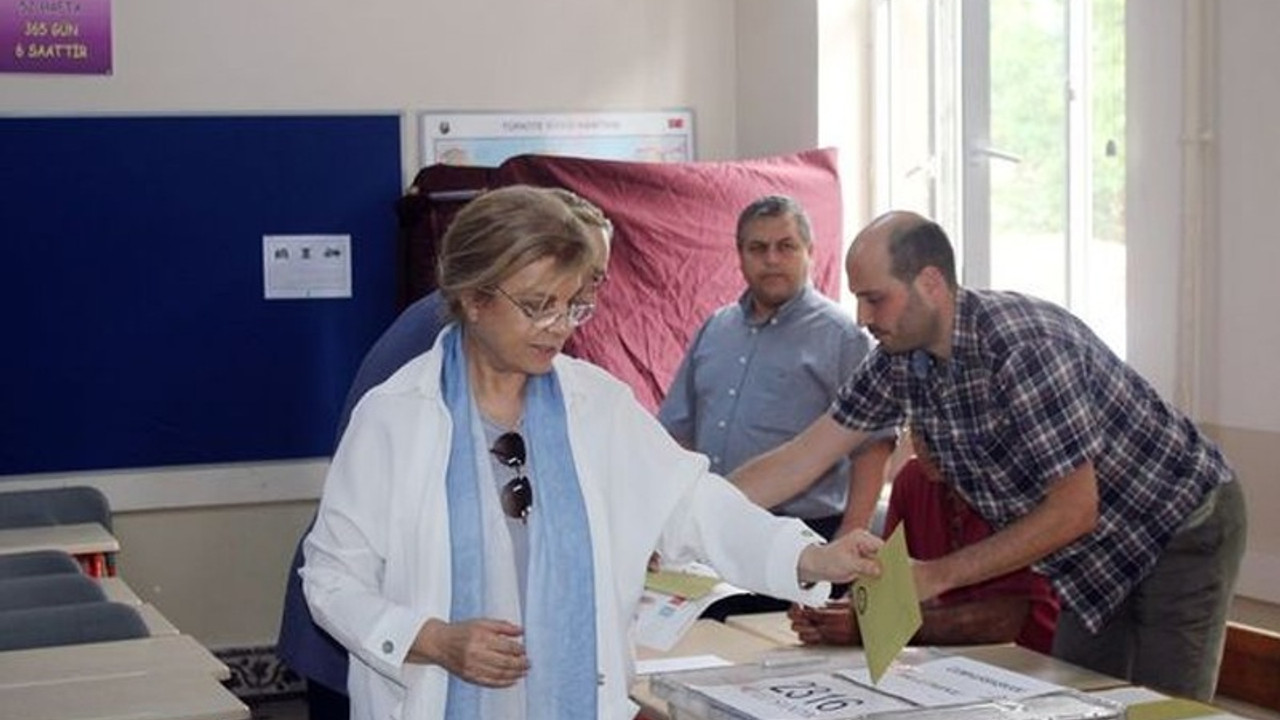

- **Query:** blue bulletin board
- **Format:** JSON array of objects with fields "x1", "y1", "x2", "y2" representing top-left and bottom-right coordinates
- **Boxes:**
[{"x1": 0, "y1": 114, "x2": 403, "y2": 475}]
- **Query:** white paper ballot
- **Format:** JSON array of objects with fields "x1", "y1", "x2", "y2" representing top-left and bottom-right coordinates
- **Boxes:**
[
  {"x1": 636, "y1": 654, "x2": 733, "y2": 676},
  {"x1": 838, "y1": 655, "x2": 1066, "y2": 706}
]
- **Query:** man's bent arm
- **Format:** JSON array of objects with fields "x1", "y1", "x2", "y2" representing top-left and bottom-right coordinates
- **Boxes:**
[
  {"x1": 731, "y1": 414, "x2": 868, "y2": 509},
  {"x1": 836, "y1": 437, "x2": 895, "y2": 537},
  {"x1": 791, "y1": 594, "x2": 1031, "y2": 647},
  {"x1": 914, "y1": 460, "x2": 1099, "y2": 601},
  {"x1": 915, "y1": 596, "x2": 1030, "y2": 646}
]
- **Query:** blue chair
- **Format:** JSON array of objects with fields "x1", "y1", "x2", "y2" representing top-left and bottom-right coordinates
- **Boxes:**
[
  {"x1": 0, "y1": 574, "x2": 108, "y2": 612},
  {"x1": 0, "y1": 486, "x2": 113, "y2": 531},
  {"x1": 0, "y1": 602, "x2": 148, "y2": 651},
  {"x1": 0, "y1": 550, "x2": 82, "y2": 579}
]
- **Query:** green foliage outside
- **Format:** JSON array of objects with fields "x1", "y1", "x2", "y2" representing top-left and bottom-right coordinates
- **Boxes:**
[{"x1": 989, "y1": 0, "x2": 1125, "y2": 244}]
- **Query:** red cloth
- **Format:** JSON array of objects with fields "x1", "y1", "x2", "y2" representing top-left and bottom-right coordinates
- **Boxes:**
[
  {"x1": 884, "y1": 460, "x2": 1060, "y2": 654},
  {"x1": 495, "y1": 149, "x2": 844, "y2": 411}
]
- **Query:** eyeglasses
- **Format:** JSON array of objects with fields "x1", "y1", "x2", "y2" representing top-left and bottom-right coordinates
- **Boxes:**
[
  {"x1": 490, "y1": 285, "x2": 596, "y2": 330},
  {"x1": 490, "y1": 431, "x2": 532, "y2": 522}
]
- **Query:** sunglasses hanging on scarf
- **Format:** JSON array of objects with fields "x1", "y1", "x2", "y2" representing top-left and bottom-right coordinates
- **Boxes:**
[{"x1": 490, "y1": 431, "x2": 532, "y2": 522}]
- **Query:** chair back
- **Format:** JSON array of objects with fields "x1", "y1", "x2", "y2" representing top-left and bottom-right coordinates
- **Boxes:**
[
  {"x1": 0, "y1": 602, "x2": 148, "y2": 651},
  {"x1": 0, "y1": 573, "x2": 108, "y2": 612},
  {"x1": 0, "y1": 486, "x2": 113, "y2": 531},
  {"x1": 0, "y1": 550, "x2": 82, "y2": 580}
]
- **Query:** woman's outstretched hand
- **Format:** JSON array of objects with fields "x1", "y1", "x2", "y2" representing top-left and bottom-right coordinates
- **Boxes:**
[{"x1": 797, "y1": 528, "x2": 883, "y2": 585}]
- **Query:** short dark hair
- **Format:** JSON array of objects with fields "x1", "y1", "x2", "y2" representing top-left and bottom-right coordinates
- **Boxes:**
[
  {"x1": 887, "y1": 220, "x2": 957, "y2": 290},
  {"x1": 735, "y1": 195, "x2": 813, "y2": 251}
]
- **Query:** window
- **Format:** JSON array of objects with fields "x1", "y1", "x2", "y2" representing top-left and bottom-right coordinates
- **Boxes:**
[{"x1": 874, "y1": 0, "x2": 1126, "y2": 355}]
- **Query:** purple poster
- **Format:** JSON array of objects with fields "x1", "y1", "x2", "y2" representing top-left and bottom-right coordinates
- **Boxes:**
[{"x1": 1, "y1": 0, "x2": 111, "y2": 75}]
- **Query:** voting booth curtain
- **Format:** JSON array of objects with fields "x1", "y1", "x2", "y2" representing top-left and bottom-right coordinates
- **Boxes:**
[{"x1": 399, "y1": 148, "x2": 845, "y2": 412}]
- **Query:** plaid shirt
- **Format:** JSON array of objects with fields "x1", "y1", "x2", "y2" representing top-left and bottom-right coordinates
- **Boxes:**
[{"x1": 833, "y1": 288, "x2": 1234, "y2": 631}]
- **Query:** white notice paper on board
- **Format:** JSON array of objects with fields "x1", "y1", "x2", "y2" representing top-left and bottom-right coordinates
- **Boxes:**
[{"x1": 263, "y1": 234, "x2": 352, "y2": 299}]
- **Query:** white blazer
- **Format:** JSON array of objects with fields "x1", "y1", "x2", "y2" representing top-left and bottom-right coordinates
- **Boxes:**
[{"x1": 302, "y1": 340, "x2": 828, "y2": 720}]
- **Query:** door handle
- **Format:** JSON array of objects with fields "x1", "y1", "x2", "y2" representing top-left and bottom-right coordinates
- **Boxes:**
[{"x1": 971, "y1": 145, "x2": 1023, "y2": 164}]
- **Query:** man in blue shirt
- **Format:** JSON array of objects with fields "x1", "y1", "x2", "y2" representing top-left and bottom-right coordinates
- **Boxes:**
[
  {"x1": 276, "y1": 189, "x2": 612, "y2": 720},
  {"x1": 658, "y1": 196, "x2": 893, "y2": 617},
  {"x1": 731, "y1": 210, "x2": 1246, "y2": 701}
]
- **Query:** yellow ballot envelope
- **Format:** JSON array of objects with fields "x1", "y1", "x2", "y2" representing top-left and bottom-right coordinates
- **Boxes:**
[
  {"x1": 645, "y1": 569, "x2": 721, "y2": 600},
  {"x1": 852, "y1": 522, "x2": 922, "y2": 683},
  {"x1": 1126, "y1": 698, "x2": 1223, "y2": 720}
]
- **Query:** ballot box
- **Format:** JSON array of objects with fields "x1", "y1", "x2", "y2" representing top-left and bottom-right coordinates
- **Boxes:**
[{"x1": 648, "y1": 648, "x2": 1123, "y2": 720}]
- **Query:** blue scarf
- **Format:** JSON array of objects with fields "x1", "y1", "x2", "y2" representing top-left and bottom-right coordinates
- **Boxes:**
[{"x1": 441, "y1": 326, "x2": 598, "y2": 720}]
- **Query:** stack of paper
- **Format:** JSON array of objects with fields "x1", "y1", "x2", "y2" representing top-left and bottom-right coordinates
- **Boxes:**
[{"x1": 634, "y1": 563, "x2": 748, "y2": 651}]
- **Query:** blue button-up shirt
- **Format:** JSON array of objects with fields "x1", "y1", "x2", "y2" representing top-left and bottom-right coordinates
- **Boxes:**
[
  {"x1": 833, "y1": 288, "x2": 1234, "y2": 631},
  {"x1": 659, "y1": 285, "x2": 879, "y2": 519}
]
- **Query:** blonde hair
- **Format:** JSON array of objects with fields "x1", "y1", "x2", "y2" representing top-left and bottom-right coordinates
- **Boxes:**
[
  {"x1": 436, "y1": 185, "x2": 595, "y2": 320},
  {"x1": 547, "y1": 187, "x2": 613, "y2": 247}
]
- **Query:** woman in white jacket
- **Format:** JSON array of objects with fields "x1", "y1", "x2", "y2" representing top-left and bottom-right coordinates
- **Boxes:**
[{"x1": 302, "y1": 185, "x2": 883, "y2": 720}]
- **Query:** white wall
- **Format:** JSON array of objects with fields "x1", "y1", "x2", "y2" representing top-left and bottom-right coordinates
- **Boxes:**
[
  {"x1": 1128, "y1": 0, "x2": 1280, "y2": 606},
  {"x1": 0, "y1": 0, "x2": 741, "y2": 177},
  {"x1": 735, "y1": 0, "x2": 820, "y2": 158},
  {"x1": 734, "y1": 0, "x2": 872, "y2": 284},
  {"x1": 1209, "y1": 0, "x2": 1280, "y2": 603},
  {"x1": 1213, "y1": 0, "x2": 1280, "y2": 434},
  {"x1": 1126, "y1": 1, "x2": 1185, "y2": 398},
  {"x1": 815, "y1": 0, "x2": 875, "y2": 229}
]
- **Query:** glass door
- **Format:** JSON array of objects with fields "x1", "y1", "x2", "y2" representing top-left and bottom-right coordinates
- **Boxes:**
[
  {"x1": 964, "y1": 0, "x2": 1127, "y2": 353},
  {"x1": 875, "y1": 0, "x2": 1126, "y2": 354}
]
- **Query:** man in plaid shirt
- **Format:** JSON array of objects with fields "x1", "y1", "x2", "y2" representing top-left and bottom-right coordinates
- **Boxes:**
[{"x1": 731, "y1": 210, "x2": 1246, "y2": 701}]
